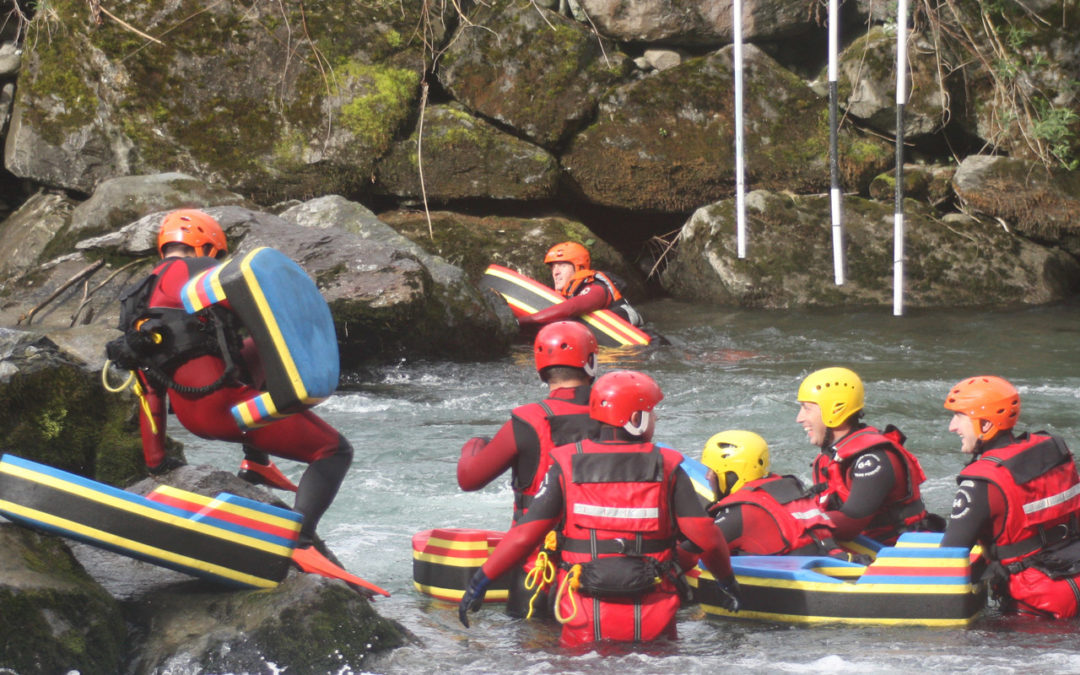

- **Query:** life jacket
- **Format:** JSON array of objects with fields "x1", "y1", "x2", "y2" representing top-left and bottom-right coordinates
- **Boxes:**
[
  {"x1": 562, "y1": 269, "x2": 643, "y2": 327},
  {"x1": 811, "y1": 424, "x2": 928, "y2": 542},
  {"x1": 960, "y1": 433, "x2": 1080, "y2": 569},
  {"x1": 552, "y1": 439, "x2": 683, "y2": 643},
  {"x1": 715, "y1": 474, "x2": 835, "y2": 556},
  {"x1": 509, "y1": 388, "x2": 593, "y2": 524},
  {"x1": 106, "y1": 258, "x2": 238, "y2": 391}
]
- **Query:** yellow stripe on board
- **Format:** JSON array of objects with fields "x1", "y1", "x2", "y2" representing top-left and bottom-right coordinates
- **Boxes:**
[
  {"x1": 0, "y1": 500, "x2": 280, "y2": 588},
  {"x1": 583, "y1": 309, "x2": 649, "y2": 345},
  {"x1": 151, "y1": 485, "x2": 301, "y2": 533},
  {"x1": 239, "y1": 248, "x2": 308, "y2": 401},
  {"x1": 0, "y1": 464, "x2": 292, "y2": 556},
  {"x1": 579, "y1": 313, "x2": 637, "y2": 346},
  {"x1": 423, "y1": 535, "x2": 492, "y2": 552},
  {"x1": 413, "y1": 552, "x2": 490, "y2": 567},
  {"x1": 503, "y1": 295, "x2": 541, "y2": 314},
  {"x1": 869, "y1": 557, "x2": 969, "y2": 568},
  {"x1": 737, "y1": 576, "x2": 978, "y2": 595},
  {"x1": 486, "y1": 267, "x2": 564, "y2": 304},
  {"x1": 412, "y1": 581, "x2": 509, "y2": 602},
  {"x1": 699, "y1": 604, "x2": 980, "y2": 627}
]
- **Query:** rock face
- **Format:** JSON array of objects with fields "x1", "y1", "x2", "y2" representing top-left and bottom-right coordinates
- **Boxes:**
[
  {"x1": 661, "y1": 190, "x2": 1080, "y2": 307},
  {"x1": 0, "y1": 525, "x2": 126, "y2": 675},
  {"x1": 5, "y1": 0, "x2": 439, "y2": 201},
  {"x1": 0, "y1": 328, "x2": 145, "y2": 486}
]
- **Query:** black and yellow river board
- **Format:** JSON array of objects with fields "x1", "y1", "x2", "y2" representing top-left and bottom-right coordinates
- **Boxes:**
[
  {"x1": 0, "y1": 453, "x2": 300, "y2": 589},
  {"x1": 482, "y1": 264, "x2": 651, "y2": 347},
  {"x1": 689, "y1": 532, "x2": 987, "y2": 626}
]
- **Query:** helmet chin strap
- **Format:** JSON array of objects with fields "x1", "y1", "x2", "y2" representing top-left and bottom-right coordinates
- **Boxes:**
[
  {"x1": 623, "y1": 410, "x2": 651, "y2": 437},
  {"x1": 584, "y1": 353, "x2": 597, "y2": 378}
]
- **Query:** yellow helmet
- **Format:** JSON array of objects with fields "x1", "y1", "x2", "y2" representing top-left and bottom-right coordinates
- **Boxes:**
[
  {"x1": 701, "y1": 430, "x2": 770, "y2": 495},
  {"x1": 798, "y1": 367, "x2": 864, "y2": 428}
]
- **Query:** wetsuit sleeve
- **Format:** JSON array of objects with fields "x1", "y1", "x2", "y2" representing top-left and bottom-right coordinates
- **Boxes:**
[
  {"x1": 480, "y1": 464, "x2": 565, "y2": 580},
  {"x1": 941, "y1": 479, "x2": 996, "y2": 549},
  {"x1": 825, "y1": 449, "x2": 896, "y2": 540},
  {"x1": 713, "y1": 505, "x2": 745, "y2": 552},
  {"x1": 137, "y1": 371, "x2": 168, "y2": 469},
  {"x1": 517, "y1": 283, "x2": 610, "y2": 326},
  {"x1": 672, "y1": 467, "x2": 734, "y2": 581},
  {"x1": 456, "y1": 419, "x2": 518, "y2": 491}
]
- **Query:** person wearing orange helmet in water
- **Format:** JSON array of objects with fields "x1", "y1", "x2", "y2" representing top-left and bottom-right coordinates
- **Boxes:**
[
  {"x1": 458, "y1": 320, "x2": 599, "y2": 617},
  {"x1": 942, "y1": 376, "x2": 1080, "y2": 618},
  {"x1": 517, "y1": 241, "x2": 643, "y2": 329},
  {"x1": 458, "y1": 370, "x2": 739, "y2": 646},
  {"x1": 113, "y1": 209, "x2": 353, "y2": 555}
]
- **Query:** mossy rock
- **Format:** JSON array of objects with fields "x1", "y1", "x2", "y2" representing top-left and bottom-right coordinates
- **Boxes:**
[{"x1": 0, "y1": 525, "x2": 126, "y2": 675}]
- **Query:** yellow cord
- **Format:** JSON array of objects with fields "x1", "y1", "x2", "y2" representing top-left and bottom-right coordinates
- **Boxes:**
[
  {"x1": 523, "y1": 550, "x2": 557, "y2": 619},
  {"x1": 101, "y1": 361, "x2": 157, "y2": 435},
  {"x1": 554, "y1": 563, "x2": 582, "y2": 624}
]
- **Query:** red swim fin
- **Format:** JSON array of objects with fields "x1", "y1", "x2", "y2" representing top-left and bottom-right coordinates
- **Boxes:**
[
  {"x1": 238, "y1": 459, "x2": 299, "y2": 492},
  {"x1": 292, "y1": 546, "x2": 390, "y2": 598}
]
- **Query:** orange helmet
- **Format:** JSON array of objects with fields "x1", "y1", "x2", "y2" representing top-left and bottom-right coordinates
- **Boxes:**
[
  {"x1": 157, "y1": 209, "x2": 227, "y2": 258},
  {"x1": 544, "y1": 241, "x2": 591, "y2": 272},
  {"x1": 943, "y1": 375, "x2": 1020, "y2": 442}
]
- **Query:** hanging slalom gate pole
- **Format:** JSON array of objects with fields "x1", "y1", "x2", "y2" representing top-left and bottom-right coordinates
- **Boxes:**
[
  {"x1": 828, "y1": 0, "x2": 844, "y2": 285},
  {"x1": 734, "y1": 0, "x2": 747, "y2": 259},
  {"x1": 893, "y1": 0, "x2": 908, "y2": 316}
]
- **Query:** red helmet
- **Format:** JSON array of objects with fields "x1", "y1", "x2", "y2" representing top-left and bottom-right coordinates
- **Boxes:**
[
  {"x1": 544, "y1": 241, "x2": 591, "y2": 272},
  {"x1": 943, "y1": 375, "x2": 1020, "y2": 442},
  {"x1": 589, "y1": 370, "x2": 663, "y2": 435},
  {"x1": 534, "y1": 321, "x2": 598, "y2": 377},
  {"x1": 157, "y1": 209, "x2": 228, "y2": 258}
]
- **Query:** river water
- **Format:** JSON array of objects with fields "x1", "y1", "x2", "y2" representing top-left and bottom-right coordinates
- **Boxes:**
[{"x1": 179, "y1": 300, "x2": 1080, "y2": 674}]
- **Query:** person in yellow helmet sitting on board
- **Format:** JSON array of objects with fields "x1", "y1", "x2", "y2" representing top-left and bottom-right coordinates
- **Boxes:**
[
  {"x1": 701, "y1": 430, "x2": 847, "y2": 557},
  {"x1": 795, "y1": 367, "x2": 940, "y2": 545},
  {"x1": 517, "y1": 241, "x2": 643, "y2": 329}
]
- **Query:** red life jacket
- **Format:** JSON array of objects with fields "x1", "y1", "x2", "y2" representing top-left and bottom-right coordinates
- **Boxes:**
[
  {"x1": 811, "y1": 425, "x2": 928, "y2": 542},
  {"x1": 509, "y1": 391, "x2": 592, "y2": 524},
  {"x1": 562, "y1": 270, "x2": 642, "y2": 327},
  {"x1": 716, "y1": 474, "x2": 833, "y2": 555},
  {"x1": 960, "y1": 433, "x2": 1080, "y2": 567},
  {"x1": 552, "y1": 439, "x2": 683, "y2": 644}
]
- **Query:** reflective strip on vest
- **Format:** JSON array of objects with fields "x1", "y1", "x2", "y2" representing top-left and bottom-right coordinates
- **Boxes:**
[
  {"x1": 573, "y1": 503, "x2": 659, "y2": 521},
  {"x1": 789, "y1": 508, "x2": 827, "y2": 520},
  {"x1": 1025, "y1": 482, "x2": 1080, "y2": 515}
]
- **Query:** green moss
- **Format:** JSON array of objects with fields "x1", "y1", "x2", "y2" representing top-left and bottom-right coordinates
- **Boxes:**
[{"x1": 336, "y1": 61, "x2": 420, "y2": 153}]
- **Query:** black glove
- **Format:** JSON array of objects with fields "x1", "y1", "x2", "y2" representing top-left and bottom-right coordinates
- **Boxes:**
[
  {"x1": 715, "y1": 575, "x2": 741, "y2": 613},
  {"x1": 458, "y1": 569, "x2": 491, "y2": 628}
]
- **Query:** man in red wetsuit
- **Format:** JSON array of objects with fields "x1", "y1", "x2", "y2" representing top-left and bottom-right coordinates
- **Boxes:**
[
  {"x1": 458, "y1": 320, "x2": 598, "y2": 616},
  {"x1": 458, "y1": 370, "x2": 740, "y2": 647},
  {"x1": 125, "y1": 209, "x2": 353, "y2": 554},
  {"x1": 701, "y1": 430, "x2": 847, "y2": 557},
  {"x1": 795, "y1": 367, "x2": 936, "y2": 545},
  {"x1": 942, "y1": 375, "x2": 1080, "y2": 618},
  {"x1": 516, "y1": 241, "x2": 643, "y2": 329}
]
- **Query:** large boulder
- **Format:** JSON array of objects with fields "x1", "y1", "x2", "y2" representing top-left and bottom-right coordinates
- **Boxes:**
[
  {"x1": 378, "y1": 209, "x2": 648, "y2": 299},
  {"x1": 953, "y1": 155, "x2": 1080, "y2": 257},
  {"x1": 372, "y1": 103, "x2": 560, "y2": 202},
  {"x1": 0, "y1": 328, "x2": 145, "y2": 485},
  {"x1": 437, "y1": 1, "x2": 631, "y2": 149},
  {"x1": 4, "y1": 1, "x2": 447, "y2": 201},
  {"x1": 661, "y1": 190, "x2": 1080, "y2": 307},
  {"x1": 0, "y1": 525, "x2": 126, "y2": 675},
  {"x1": 572, "y1": 0, "x2": 817, "y2": 46},
  {"x1": 830, "y1": 26, "x2": 961, "y2": 138},
  {"x1": 562, "y1": 44, "x2": 888, "y2": 213}
]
